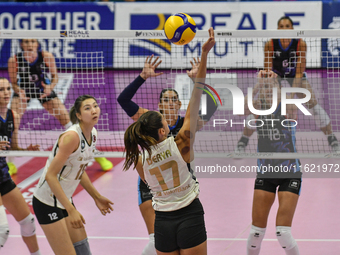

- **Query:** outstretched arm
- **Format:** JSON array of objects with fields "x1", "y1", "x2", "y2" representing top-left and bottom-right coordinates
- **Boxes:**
[
  {"x1": 117, "y1": 55, "x2": 163, "y2": 121},
  {"x1": 187, "y1": 57, "x2": 217, "y2": 129},
  {"x1": 176, "y1": 28, "x2": 215, "y2": 162}
]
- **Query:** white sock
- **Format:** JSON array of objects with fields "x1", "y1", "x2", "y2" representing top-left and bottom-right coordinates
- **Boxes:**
[{"x1": 142, "y1": 233, "x2": 156, "y2": 255}]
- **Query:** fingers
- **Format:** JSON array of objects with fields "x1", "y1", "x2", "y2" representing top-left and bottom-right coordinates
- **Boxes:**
[
  {"x1": 154, "y1": 72, "x2": 163, "y2": 77},
  {"x1": 154, "y1": 59, "x2": 162, "y2": 69},
  {"x1": 152, "y1": 56, "x2": 159, "y2": 66},
  {"x1": 72, "y1": 219, "x2": 84, "y2": 229},
  {"x1": 81, "y1": 215, "x2": 86, "y2": 225},
  {"x1": 209, "y1": 27, "x2": 214, "y2": 37},
  {"x1": 0, "y1": 141, "x2": 10, "y2": 150},
  {"x1": 148, "y1": 54, "x2": 154, "y2": 64}
]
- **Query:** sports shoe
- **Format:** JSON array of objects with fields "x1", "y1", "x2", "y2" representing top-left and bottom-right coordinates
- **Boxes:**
[
  {"x1": 328, "y1": 134, "x2": 340, "y2": 153},
  {"x1": 234, "y1": 136, "x2": 249, "y2": 153},
  {"x1": 95, "y1": 157, "x2": 113, "y2": 171},
  {"x1": 8, "y1": 162, "x2": 18, "y2": 176}
]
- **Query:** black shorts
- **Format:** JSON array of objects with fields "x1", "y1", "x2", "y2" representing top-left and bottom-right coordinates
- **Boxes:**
[
  {"x1": 0, "y1": 179, "x2": 16, "y2": 196},
  {"x1": 154, "y1": 198, "x2": 207, "y2": 253},
  {"x1": 138, "y1": 176, "x2": 152, "y2": 206},
  {"x1": 33, "y1": 196, "x2": 73, "y2": 225},
  {"x1": 13, "y1": 90, "x2": 57, "y2": 104},
  {"x1": 254, "y1": 178, "x2": 302, "y2": 195},
  {"x1": 278, "y1": 72, "x2": 307, "y2": 87}
]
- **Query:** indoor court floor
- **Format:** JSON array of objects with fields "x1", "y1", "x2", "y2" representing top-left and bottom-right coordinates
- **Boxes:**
[{"x1": 3, "y1": 154, "x2": 340, "y2": 255}]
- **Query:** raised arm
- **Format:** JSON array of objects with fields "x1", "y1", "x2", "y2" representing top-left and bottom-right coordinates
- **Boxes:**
[
  {"x1": 264, "y1": 40, "x2": 273, "y2": 72},
  {"x1": 117, "y1": 55, "x2": 163, "y2": 121},
  {"x1": 176, "y1": 28, "x2": 215, "y2": 162}
]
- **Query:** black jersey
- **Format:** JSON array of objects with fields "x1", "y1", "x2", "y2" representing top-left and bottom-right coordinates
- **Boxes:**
[
  {"x1": 16, "y1": 51, "x2": 50, "y2": 97},
  {"x1": 256, "y1": 104, "x2": 301, "y2": 178},
  {"x1": 168, "y1": 116, "x2": 184, "y2": 137},
  {"x1": 272, "y1": 39, "x2": 300, "y2": 78},
  {"x1": 0, "y1": 109, "x2": 14, "y2": 184}
]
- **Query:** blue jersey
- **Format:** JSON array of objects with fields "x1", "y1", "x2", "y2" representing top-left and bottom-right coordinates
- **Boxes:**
[
  {"x1": 256, "y1": 104, "x2": 301, "y2": 178},
  {"x1": 0, "y1": 109, "x2": 14, "y2": 184},
  {"x1": 16, "y1": 50, "x2": 50, "y2": 98},
  {"x1": 272, "y1": 39, "x2": 300, "y2": 79}
]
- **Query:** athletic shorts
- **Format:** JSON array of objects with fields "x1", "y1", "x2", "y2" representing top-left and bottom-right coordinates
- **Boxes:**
[
  {"x1": 254, "y1": 178, "x2": 302, "y2": 195},
  {"x1": 154, "y1": 198, "x2": 207, "y2": 253},
  {"x1": 33, "y1": 196, "x2": 75, "y2": 225},
  {"x1": 138, "y1": 176, "x2": 152, "y2": 206},
  {"x1": 13, "y1": 90, "x2": 57, "y2": 104},
  {"x1": 0, "y1": 179, "x2": 16, "y2": 196},
  {"x1": 278, "y1": 72, "x2": 307, "y2": 87}
]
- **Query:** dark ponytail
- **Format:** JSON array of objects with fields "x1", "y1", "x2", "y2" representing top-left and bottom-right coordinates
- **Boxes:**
[
  {"x1": 123, "y1": 111, "x2": 164, "y2": 170},
  {"x1": 69, "y1": 95, "x2": 97, "y2": 124}
]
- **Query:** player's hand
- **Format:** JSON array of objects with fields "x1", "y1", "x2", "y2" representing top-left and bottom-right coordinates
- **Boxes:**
[
  {"x1": 68, "y1": 208, "x2": 86, "y2": 229},
  {"x1": 257, "y1": 70, "x2": 277, "y2": 88},
  {"x1": 95, "y1": 195, "x2": 114, "y2": 216},
  {"x1": 202, "y1": 27, "x2": 215, "y2": 53},
  {"x1": 140, "y1": 55, "x2": 164, "y2": 80},
  {"x1": 18, "y1": 89, "x2": 29, "y2": 102},
  {"x1": 27, "y1": 144, "x2": 40, "y2": 151},
  {"x1": 0, "y1": 141, "x2": 10, "y2": 151},
  {"x1": 40, "y1": 82, "x2": 52, "y2": 99},
  {"x1": 187, "y1": 57, "x2": 200, "y2": 80}
]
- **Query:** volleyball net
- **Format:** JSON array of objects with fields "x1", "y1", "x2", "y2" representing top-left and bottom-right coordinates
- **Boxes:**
[{"x1": 1, "y1": 29, "x2": 340, "y2": 158}]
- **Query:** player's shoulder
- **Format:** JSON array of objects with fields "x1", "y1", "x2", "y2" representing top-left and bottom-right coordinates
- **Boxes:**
[
  {"x1": 60, "y1": 130, "x2": 80, "y2": 145},
  {"x1": 41, "y1": 50, "x2": 54, "y2": 59}
]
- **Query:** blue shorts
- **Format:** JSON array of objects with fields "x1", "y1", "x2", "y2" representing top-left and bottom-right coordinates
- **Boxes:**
[{"x1": 138, "y1": 176, "x2": 152, "y2": 206}]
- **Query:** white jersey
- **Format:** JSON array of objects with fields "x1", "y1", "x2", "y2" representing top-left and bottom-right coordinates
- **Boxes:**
[
  {"x1": 143, "y1": 136, "x2": 199, "y2": 212},
  {"x1": 34, "y1": 124, "x2": 97, "y2": 209}
]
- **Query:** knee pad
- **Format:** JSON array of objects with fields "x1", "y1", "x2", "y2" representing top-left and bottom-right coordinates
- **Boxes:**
[
  {"x1": 0, "y1": 205, "x2": 9, "y2": 248},
  {"x1": 74, "y1": 238, "x2": 92, "y2": 255},
  {"x1": 142, "y1": 233, "x2": 156, "y2": 255},
  {"x1": 311, "y1": 104, "x2": 330, "y2": 128},
  {"x1": 19, "y1": 213, "x2": 36, "y2": 237},
  {"x1": 246, "y1": 114, "x2": 257, "y2": 130},
  {"x1": 247, "y1": 225, "x2": 266, "y2": 251},
  {"x1": 276, "y1": 226, "x2": 298, "y2": 251}
]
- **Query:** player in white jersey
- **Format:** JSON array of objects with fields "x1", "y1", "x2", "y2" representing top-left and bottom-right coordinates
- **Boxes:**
[
  {"x1": 123, "y1": 28, "x2": 215, "y2": 255},
  {"x1": 33, "y1": 95, "x2": 114, "y2": 255},
  {"x1": 0, "y1": 78, "x2": 41, "y2": 255}
]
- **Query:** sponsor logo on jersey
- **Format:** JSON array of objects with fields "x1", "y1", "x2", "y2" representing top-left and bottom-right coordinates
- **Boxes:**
[
  {"x1": 81, "y1": 140, "x2": 85, "y2": 152},
  {"x1": 7, "y1": 121, "x2": 13, "y2": 132},
  {"x1": 93, "y1": 135, "x2": 96, "y2": 143}
]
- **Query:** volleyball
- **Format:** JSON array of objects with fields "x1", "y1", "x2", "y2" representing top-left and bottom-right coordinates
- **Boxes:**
[{"x1": 164, "y1": 13, "x2": 196, "y2": 45}]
